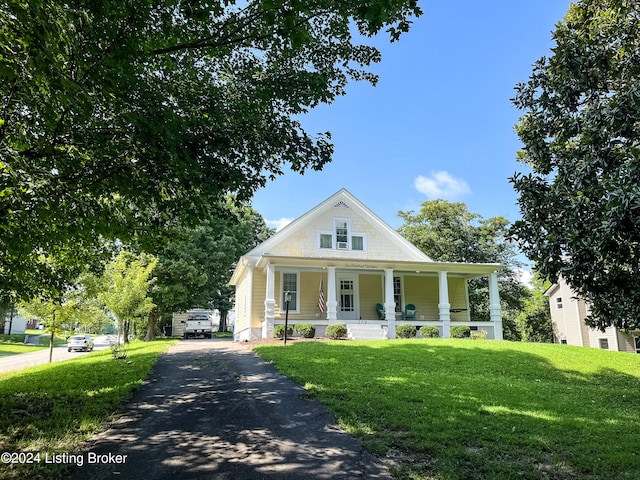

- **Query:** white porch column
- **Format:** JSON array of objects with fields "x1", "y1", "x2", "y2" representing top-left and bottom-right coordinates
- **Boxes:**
[
  {"x1": 384, "y1": 269, "x2": 396, "y2": 339},
  {"x1": 438, "y1": 271, "x2": 451, "y2": 338},
  {"x1": 489, "y1": 271, "x2": 503, "y2": 340},
  {"x1": 326, "y1": 267, "x2": 338, "y2": 323},
  {"x1": 263, "y1": 264, "x2": 275, "y2": 339}
]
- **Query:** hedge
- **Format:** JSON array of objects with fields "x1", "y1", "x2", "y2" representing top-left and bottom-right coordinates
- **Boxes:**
[
  {"x1": 325, "y1": 324, "x2": 347, "y2": 340},
  {"x1": 419, "y1": 326, "x2": 440, "y2": 338},
  {"x1": 274, "y1": 324, "x2": 293, "y2": 339},
  {"x1": 450, "y1": 325, "x2": 471, "y2": 338},
  {"x1": 293, "y1": 323, "x2": 315, "y2": 338},
  {"x1": 396, "y1": 324, "x2": 416, "y2": 338}
]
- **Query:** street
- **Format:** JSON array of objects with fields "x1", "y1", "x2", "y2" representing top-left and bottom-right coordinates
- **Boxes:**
[{"x1": 0, "y1": 336, "x2": 113, "y2": 374}]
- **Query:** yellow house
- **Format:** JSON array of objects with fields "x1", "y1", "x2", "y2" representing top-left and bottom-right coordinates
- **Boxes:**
[{"x1": 229, "y1": 189, "x2": 504, "y2": 341}]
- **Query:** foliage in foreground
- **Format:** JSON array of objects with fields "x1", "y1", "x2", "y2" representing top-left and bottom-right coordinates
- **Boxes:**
[
  {"x1": 0, "y1": 0, "x2": 421, "y2": 300},
  {"x1": 255, "y1": 339, "x2": 640, "y2": 480},
  {"x1": 0, "y1": 339, "x2": 176, "y2": 479},
  {"x1": 511, "y1": 0, "x2": 640, "y2": 331}
]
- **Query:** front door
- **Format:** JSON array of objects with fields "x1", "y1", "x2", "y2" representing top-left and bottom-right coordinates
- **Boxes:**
[{"x1": 337, "y1": 274, "x2": 359, "y2": 320}]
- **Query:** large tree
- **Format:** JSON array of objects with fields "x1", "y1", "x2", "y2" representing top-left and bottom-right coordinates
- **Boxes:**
[
  {"x1": 0, "y1": 0, "x2": 421, "y2": 299},
  {"x1": 515, "y1": 273, "x2": 554, "y2": 343},
  {"x1": 398, "y1": 200, "x2": 528, "y2": 340},
  {"x1": 511, "y1": 0, "x2": 640, "y2": 331},
  {"x1": 150, "y1": 197, "x2": 273, "y2": 338}
]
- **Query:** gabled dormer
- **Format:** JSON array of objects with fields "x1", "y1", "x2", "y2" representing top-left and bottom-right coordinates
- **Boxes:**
[{"x1": 237, "y1": 188, "x2": 432, "y2": 263}]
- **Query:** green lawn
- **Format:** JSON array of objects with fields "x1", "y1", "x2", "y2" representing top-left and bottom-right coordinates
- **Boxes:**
[
  {"x1": 0, "y1": 334, "x2": 47, "y2": 356},
  {"x1": 254, "y1": 339, "x2": 640, "y2": 480},
  {"x1": 0, "y1": 338, "x2": 177, "y2": 479},
  {"x1": 0, "y1": 343, "x2": 47, "y2": 356}
]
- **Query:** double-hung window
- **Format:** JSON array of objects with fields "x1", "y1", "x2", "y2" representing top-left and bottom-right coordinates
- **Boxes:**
[
  {"x1": 393, "y1": 276, "x2": 402, "y2": 313},
  {"x1": 317, "y1": 219, "x2": 366, "y2": 251},
  {"x1": 319, "y1": 233, "x2": 333, "y2": 249},
  {"x1": 335, "y1": 220, "x2": 349, "y2": 249},
  {"x1": 282, "y1": 272, "x2": 298, "y2": 312}
]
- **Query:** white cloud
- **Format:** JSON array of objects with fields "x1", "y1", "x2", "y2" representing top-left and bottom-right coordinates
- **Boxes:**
[
  {"x1": 516, "y1": 268, "x2": 534, "y2": 289},
  {"x1": 414, "y1": 171, "x2": 471, "y2": 200},
  {"x1": 266, "y1": 217, "x2": 294, "y2": 231}
]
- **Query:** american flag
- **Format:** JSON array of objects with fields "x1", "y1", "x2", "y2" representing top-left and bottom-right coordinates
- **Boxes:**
[{"x1": 318, "y1": 278, "x2": 326, "y2": 313}]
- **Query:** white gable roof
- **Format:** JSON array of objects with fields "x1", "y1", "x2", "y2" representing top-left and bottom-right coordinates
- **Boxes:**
[{"x1": 244, "y1": 188, "x2": 432, "y2": 263}]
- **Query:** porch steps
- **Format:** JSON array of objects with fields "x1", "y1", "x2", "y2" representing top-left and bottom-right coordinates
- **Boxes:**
[{"x1": 347, "y1": 324, "x2": 388, "y2": 341}]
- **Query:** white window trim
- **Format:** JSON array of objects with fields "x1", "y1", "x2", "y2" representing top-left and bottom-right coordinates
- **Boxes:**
[
  {"x1": 318, "y1": 221, "x2": 367, "y2": 252},
  {"x1": 387, "y1": 274, "x2": 404, "y2": 313},
  {"x1": 334, "y1": 218, "x2": 351, "y2": 250},
  {"x1": 351, "y1": 232, "x2": 367, "y2": 251},
  {"x1": 280, "y1": 270, "x2": 300, "y2": 314},
  {"x1": 555, "y1": 297, "x2": 563, "y2": 310},
  {"x1": 318, "y1": 230, "x2": 333, "y2": 249}
]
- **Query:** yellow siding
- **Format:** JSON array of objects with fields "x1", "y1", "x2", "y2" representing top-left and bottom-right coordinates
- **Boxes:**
[
  {"x1": 301, "y1": 271, "x2": 326, "y2": 319},
  {"x1": 404, "y1": 276, "x2": 439, "y2": 320},
  {"x1": 403, "y1": 276, "x2": 468, "y2": 321},
  {"x1": 448, "y1": 277, "x2": 469, "y2": 322},
  {"x1": 234, "y1": 273, "x2": 251, "y2": 334},
  {"x1": 359, "y1": 274, "x2": 383, "y2": 319},
  {"x1": 252, "y1": 269, "x2": 267, "y2": 328},
  {"x1": 274, "y1": 271, "x2": 326, "y2": 321},
  {"x1": 265, "y1": 204, "x2": 426, "y2": 262}
]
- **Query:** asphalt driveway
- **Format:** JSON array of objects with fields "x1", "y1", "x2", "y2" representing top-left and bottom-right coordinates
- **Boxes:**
[{"x1": 69, "y1": 339, "x2": 392, "y2": 480}]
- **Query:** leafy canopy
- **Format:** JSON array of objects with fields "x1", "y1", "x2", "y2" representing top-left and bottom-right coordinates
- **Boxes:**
[
  {"x1": 152, "y1": 197, "x2": 273, "y2": 316},
  {"x1": 0, "y1": 0, "x2": 422, "y2": 298},
  {"x1": 397, "y1": 200, "x2": 528, "y2": 335},
  {"x1": 510, "y1": 0, "x2": 640, "y2": 331},
  {"x1": 98, "y1": 250, "x2": 157, "y2": 342}
]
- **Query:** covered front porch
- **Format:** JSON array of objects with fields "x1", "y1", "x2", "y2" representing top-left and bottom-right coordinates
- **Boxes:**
[{"x1": 259, "y1": 255, "x2": 503, "y2": 340}]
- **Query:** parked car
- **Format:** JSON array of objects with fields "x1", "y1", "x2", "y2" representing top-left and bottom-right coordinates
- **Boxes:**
[{"x1": 67, "y1": 335, "x2": 94, "y2": 352}]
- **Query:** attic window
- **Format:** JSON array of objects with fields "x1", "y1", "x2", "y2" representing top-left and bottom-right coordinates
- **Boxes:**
[
  {"x1": 335, "y1": 220, "x2": 349, "y2": 248},
  {"x1": 319, "y1": 233, "x2": 332, "y2": 249},
  {"x1": 555, "y1": 297, "x2": 563, "y2": 310}
]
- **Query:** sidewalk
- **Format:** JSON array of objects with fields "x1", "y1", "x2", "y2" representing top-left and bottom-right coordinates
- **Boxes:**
[{"x1": 69, "y1": 339, "x2": 392, "y2": 479}]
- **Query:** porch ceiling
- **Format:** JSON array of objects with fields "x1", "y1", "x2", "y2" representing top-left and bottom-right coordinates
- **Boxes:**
[{"x1": 255, "y1": 254, "x2": 502, "y2": 279}]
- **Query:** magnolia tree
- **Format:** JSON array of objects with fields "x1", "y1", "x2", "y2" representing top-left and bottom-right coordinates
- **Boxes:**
[{"x1": 511, "y1": 0, "x2": 640, "y2": 331}]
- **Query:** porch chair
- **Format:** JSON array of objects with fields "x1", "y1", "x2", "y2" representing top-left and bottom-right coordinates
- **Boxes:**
[
  {"x1": 403, "y1": 304, "x2": 416, "y2": 320},
  {"x1": 375, "y1": 303, "x2": 385, "y2": 320}
]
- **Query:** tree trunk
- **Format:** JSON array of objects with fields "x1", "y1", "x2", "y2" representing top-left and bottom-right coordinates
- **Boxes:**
[
  {"x1": 218, "y1": 310, "x2": 228, "y2": 333},
  {"x1": 49, "y1": 311, "x2": 55, "y2": 363},
  {"x1": 145, "y1": 310, "x2": 160, "y2": 341},
  {"x1": 7, "y1": 305, "x2": 14, "y2": 335},
  {"x1": 123, "y1": 319, "x2": 130, "y2": 344}
]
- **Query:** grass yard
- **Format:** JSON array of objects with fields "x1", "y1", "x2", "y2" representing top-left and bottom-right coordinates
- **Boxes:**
[
  {"x1": 0, "y1": 338, "x2": 177, "y2": 479},
  {"x1": 254, "y1": 339, "x2": 640, "y2": 480},
  {"x1": 0, "y1": 334, "x2": 46, "y2": 356}
]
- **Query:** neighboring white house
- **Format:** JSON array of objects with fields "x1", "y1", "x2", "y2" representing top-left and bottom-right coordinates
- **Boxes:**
[
  {"x1": 545, "y1": 276, "x2": 639, "y2": 353},
  {"x1": 229, "y1": 188, "x2": 504, "y2": 341},
  {"x1": 2, "y1": 313, "x2": 27, "y2": 335}
]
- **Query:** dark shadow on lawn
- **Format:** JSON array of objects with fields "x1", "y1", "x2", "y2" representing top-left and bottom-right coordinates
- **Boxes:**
[{"x1": 54, "y1": 341, "x2": 391, "y2": 480}]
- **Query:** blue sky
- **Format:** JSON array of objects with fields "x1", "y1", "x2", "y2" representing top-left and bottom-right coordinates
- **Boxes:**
[{"x1": 251, "y1": 1, "x2": 573, "y2": 235}]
